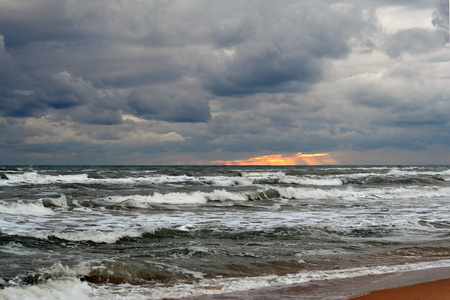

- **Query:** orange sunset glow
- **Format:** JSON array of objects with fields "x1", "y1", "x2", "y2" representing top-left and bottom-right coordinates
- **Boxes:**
[{"x1": 213, "y1": 152, "x2": 338, "y2": 166}]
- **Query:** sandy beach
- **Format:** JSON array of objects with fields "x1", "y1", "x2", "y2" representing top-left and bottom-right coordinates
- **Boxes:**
[{"x1": 349, "y1": 278, "x2": 450, "y2": 300}]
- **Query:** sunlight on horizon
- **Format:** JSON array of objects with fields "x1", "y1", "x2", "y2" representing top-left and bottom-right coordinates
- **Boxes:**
[{"x1": 212, "y1": 152, "x2": 338, "y2": 166}]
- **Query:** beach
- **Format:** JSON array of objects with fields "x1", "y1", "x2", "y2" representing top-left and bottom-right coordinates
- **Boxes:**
[
  {"x1": 349, "y1": 269, "x2": 450, "y2": 300},
  {"x1": 350, "y1": 279, "x2": 450, "y2": 300}
]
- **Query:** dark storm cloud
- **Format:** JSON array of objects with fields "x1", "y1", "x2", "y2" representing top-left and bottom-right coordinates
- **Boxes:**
[
  {"x1": 0, "y1": 36, "x2": 45, "y2": 117},
  {"x1": 100, "y1": 68, "x2": 182, "y2": 89},
  {"x1": 201, "y1": 49, "x2": 323, "y2": 96},
  {"x1": 200, "y1": 1, "x2": 373, "y2": 96},
  {"x1": 127, "y1": 90, "x2": 211, "y2": 123},
  {"x1": 0, "y1": 0, "x2": 374, "y2": 119},
  {"x1": 0, "y1": 1, "x2": 79, "y2": 49},
  {"x1": 0, "y1": 0, "x2": 448, "y2": 164},
  {"x1": 0, "y1": 66, "x2": 124, "y2": 124}
]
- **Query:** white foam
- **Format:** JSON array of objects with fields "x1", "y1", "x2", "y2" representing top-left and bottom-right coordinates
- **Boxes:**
[
  {"x1": 240, "y1": 171, "x2": 286, "y2": 178},
  {"x1": 0, "y1": 202, "x2": 54, "y2": 216},
  {"x1": 21, "y1": 227, "x2": 160, "y2": 244},
  {"x1": 0, "y1": 242, "x2": 41, "y2": 256},
  {"x1": 206, "y1": 177, "x2": 253, "y2": 186},
  {"x1": 3, "y1": 167, "x2": 449, "y2": 188},
  {"x1": 388, "y1": 168, "x2": 450, "y2": 178},
  {"x1": 2, "y1": 171, "x2": 201, "y2": 186},
  {"x1": 280, "y1": 176, "x2": 344, "y2": 186},
  {"x1": 0, "y1": 278, "x2": 95, "y2": 300},
  {"x1": 274, "y1": 186, "x2": 450, "y2": 200},
  {"x1": 108, "y1": 189, "x2": 248, "y2": 207},
  {"x1": 237, "y1": 171, "x2": 345, "y2": 186},
  {"x1": 100, "y1": 185, "x2": 450, "y2": 209},
  {"x1": 4, "y1": 172, "x2": 89, "y2": 185}
]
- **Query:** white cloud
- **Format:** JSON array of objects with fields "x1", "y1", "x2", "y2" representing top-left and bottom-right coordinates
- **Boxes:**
[{"x1": 377, "y1": 5, "x2": 434, "y2": 34}]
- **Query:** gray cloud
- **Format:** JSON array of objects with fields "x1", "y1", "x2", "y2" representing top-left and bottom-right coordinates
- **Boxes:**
[
  {"x1": 382, "y1": 0, "x2": 449, "y2": 57},
  {"x1": 432, "y1": 0, "x2": 449, "y2": 31},
  {"x1": 127, "y1": 90, "x2": 211, "y2": 123},
  {"x1": 383, "y1": 27, "x2": 448, "y2": 57},
  {"x1": 0, "y1": 1, "x2": 78, "y2": 49},
  {"x1": 0, "y1": 0, "x2": 449, "y2": 164},
  {"x1": 200, "y1": 1, "x2": 373, "y2": 96}
]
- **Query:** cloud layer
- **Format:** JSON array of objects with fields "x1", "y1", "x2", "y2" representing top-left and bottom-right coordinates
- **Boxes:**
[{"x1": 0, "y1": 0, "x2": 449, "y2": 164}]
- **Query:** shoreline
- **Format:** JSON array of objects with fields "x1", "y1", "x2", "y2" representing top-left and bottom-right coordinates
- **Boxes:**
[
  {"x1": 349, "y1": 278, "x2": 450, "y2": 300},
  {"x1": 179, "y1": 266, "x2": 450, "y2": 299},
  {"x1": 345, "y1": 266, "x2": 450, "y2": 300}
]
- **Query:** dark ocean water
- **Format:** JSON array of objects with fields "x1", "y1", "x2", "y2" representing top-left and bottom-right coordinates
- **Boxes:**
[{"x1": 0, "y1": 165, "x2": 449, "y2": 299}]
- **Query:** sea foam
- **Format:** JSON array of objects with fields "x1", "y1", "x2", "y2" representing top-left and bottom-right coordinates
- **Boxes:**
[
  {"x1": 0, "y1": 278, "x2": 95, "y2": 300},
  {"x1": 0, "y1": 202, "x2": 54, "y2": 216},
  {"x1": 4, "y1": 172, "x2": 90, "y2": 185},
  {"x1": 10, "y1": 227, "x2": 161, "y2": 244},
  {"x1": 109, "y1": 189, "x2": 248, "y2": 207}
]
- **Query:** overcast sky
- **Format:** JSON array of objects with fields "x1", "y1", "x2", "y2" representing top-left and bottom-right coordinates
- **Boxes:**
[{"x1": 0, "y1": 0, "x2": 449, "y2": 165}]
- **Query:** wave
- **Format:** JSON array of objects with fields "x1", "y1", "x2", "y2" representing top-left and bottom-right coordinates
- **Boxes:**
[
  {"x1": 146, "y1": 259, "x2": 450, "y2": 299},
  {"x1": 279, "y1": 176, "x2": 344, "y2": 186},
  {"x1": 3, "y1": 171, "x2": 90, "y2": 185},
  {"x1": 0, "y1": 278, "x2": 96, "y2": 300},
  {"x1": 2, "y1": 167, "x2": 449, "y2": 188},
  {"x1": 0, "y1": 242, "x2": 42, "y2": 257},
  {"x1": 0, "y1": 202, "x2": 55, "y2": 216},
  {"x1": 2, "y1": 185, "x2": 444, "y2": 217},
  {"x1": 2, "y1": 259, "x2": 450, "y2": 300},
  {"x1": 40, "y1": 195, "x2": 68, "y2": 208},
  {"x1": 204, "y1": 177, "x2": 253, "y2": 186},
  {"x1": 1, "y1": 171, "x2": 237, "y2": 187},
  {"x1": 3, "y1": 226, "x2": 163, "y2": 244},
  {"x1": 238, "y1": 171, "x2": 342, "y2": 186},
  {"x1": 108, "y1": 189, "x2": 249, "y2": 207},
  {"x1": 104, "y1": 185, "x2": 450, "y2": 208},
  {"x1": 0, "y1": 195, "x2": 68, "y2": 216},
  {"x1": 275, "y1": 186, "x2": 450, "y2": 201},
  {"x1": 239, "y1": 171, "x2": 286, "y2": 178}
]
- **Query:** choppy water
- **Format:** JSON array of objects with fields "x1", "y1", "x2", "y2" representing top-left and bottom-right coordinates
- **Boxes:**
[{"x1": 0, "y1": 165, "x2": 450, "y2": 299}]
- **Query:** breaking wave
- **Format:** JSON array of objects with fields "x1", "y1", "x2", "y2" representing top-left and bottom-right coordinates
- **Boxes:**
[
  {"x1": 2, "y1": 227, "x2": 163, "y2": 244},
  {"x1": 0, "y1": 202, "x2": 55, "y2": 216},
  {"x1": 2, "y1": 259, "x2": 450, "y2": 300},
  {"x1": 107, "y1": 186, "x2": 450, "y2": 208}
]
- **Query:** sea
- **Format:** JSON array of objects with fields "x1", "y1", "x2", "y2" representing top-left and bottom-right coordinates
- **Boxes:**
[{"x1": 0, "y1": 165, "x2": 449, "y2": 299}]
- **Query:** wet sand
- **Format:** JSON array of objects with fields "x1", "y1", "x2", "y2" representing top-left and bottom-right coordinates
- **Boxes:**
[{"x1": 349, "y1": 278, "x2": 450, "y2": 300}]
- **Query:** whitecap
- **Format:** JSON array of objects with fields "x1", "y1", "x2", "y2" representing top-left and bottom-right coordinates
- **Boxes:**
[
  {"x1": 108, "y1": 189, "x2": 248, "y2": 207},
  {"x1": 5, "y1": 172, "x2": 90, "y2": 185},
  {"x1": 0, "y1": 202, "x2": 54, "y2": 216},
  {"x1": 5, "y1": 227, "x2": 161, "y2": 244},
  {"x1": 0, "y1": 278, "x2": 94, "y2": 300},
  {"x1": 0, "y1": 242, "x2": 41, "y2": 256}
]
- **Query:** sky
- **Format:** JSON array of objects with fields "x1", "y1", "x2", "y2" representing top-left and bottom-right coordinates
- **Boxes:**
[{"x1": 0, "y1": 0, "x2": 449, "y2": 165}]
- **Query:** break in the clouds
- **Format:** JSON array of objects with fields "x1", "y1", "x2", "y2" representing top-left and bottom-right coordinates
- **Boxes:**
[{"x1": 0, "y1": 0, "x2": 449, "y2": 165}]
